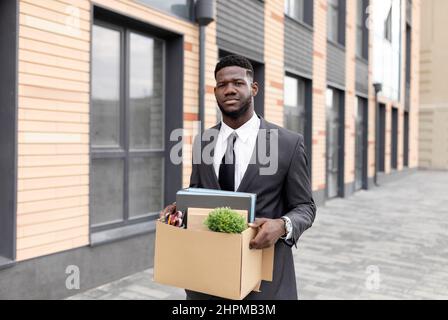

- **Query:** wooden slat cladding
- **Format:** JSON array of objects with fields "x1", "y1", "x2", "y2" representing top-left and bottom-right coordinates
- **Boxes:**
[
  {"x1": 216, "y1": 0, "x2": 264, "y2": 61},
  {"x1": 16, "y1": 0, "x2": 91, "y2": 261},
  {"x1": 16, "y1": 0, "x2": 200, "y2": 262}
]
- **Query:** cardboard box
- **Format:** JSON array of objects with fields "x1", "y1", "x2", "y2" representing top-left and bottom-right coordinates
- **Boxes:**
[{"x1": 153, "y1": 208, "x2": 274, "y2": 300}]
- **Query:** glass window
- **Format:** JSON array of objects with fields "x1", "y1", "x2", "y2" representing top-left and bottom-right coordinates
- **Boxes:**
[
  {"x1": 384, "y1": 6, "x2": 392, "y2": 42},
  {"x1": 91, "y1": 22, "x2": 165, "y2": 230},
  {"x1": 129, "y1": 157, "x2": 164, "y2": 218},
  {"x1": 285, "y1": 0, "x2": 305, "y2": 22},
  {"x1": 91, "y1": 159, "x2": 124, "y2": 227},
  {"x1": 129, "y1": 32, "x2": 164, "y2": 150},
  {"x1": 371, "y1": 0, "x2": 402, "y2": 101},
  {"x1": 92, "y1": 25, "x2": 121, "y2": 149},
  {"x1": 325, "y1": 88, "x2": 341, "y2": 198},
  {"x1": 327, "y1": 0, "x2": 339, "y2": 43},
  {"x1": 284, "y1": 75, "x2": 306, "y2": 135},
  {"x1": 356, "y1": 0, "x2": 366, "y2": 58}
]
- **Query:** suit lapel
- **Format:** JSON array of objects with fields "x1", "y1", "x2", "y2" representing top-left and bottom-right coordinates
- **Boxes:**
[
  {"x1": 236, "y1": 116, "x2": 270, "y2": 192},
  {"x1": 202, "y1": 123, "x2": 221, "y2": 190}
]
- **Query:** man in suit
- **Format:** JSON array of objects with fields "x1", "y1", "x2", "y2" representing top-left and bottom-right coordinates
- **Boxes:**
[{"x1": 160, "y1": 54, "x2": 316, "y2": 300}]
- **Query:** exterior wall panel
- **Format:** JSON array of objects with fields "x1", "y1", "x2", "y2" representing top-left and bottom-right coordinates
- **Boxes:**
[
  {"x1": 327, "y1": 42, "x2": 346, "y2": 87},
  {"x1": 216, "y1": 0, "x2": 264, "y2": 62},
  {"x1": 16, "y1": 0, "x2": 200, "y2": 261},
  {"x1": 284, "y1": 18, "x2": 313, "y2": 76},
  {"x1": 355, "y1": 59, "x2": 369, "y2": 95}
]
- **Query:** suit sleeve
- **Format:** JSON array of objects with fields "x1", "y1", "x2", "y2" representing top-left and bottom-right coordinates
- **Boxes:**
[
  {"x1": 189, "y1": 135, "x2": 201, "y2": 188},
  {"x1": 283, "y1": 135, "x2": 316, "y2": 247}
]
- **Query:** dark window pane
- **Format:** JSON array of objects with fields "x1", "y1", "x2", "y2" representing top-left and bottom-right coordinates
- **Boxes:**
[
  {"x1": 284, "y1": 76, "x2": 299, "y2": 106},
  {"x1": 385, "y1": 7, "x2": 392, "y2": 41},
  {"x1": 327, "y1": 1, "x2": 339, "y2": 42},
  {"x1": 129, "y1": 33, "x2": 164, "y2": 150},
  {"x1": 285, "y1": 0, "x2": 304, "y2": 22},
  {"x1": 356, "y1": 0, "x2": 364, "y2": 57},
  {"x1": 356, "y1": 27, "x2": 363, "y2": 56},
  {"x1": 326, "y1": 88, "x2": 340, "y2": 198},
  {"x1": 357, "y1": 0, "x2": 364, "y2": 24},
  {"x1": 92, "y1": 25, "x2": 121, "y2": 148},
  {"x1": 129, "y1": 157, "x2": 164, "y2": 219},
  {"x1": 284, "y1": 76, "x2": 306, "y2": 135},
  {"x1": 91, "y1": 158, "x2": 124, "y2": 226},
  {"x1": 354, "y1": 98, "x2": 365, "y2": 190}
]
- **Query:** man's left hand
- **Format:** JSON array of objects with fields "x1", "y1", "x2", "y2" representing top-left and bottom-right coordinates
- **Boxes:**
[{"x1": 248, "y1": 218, "x2": 286, "y2": 249}]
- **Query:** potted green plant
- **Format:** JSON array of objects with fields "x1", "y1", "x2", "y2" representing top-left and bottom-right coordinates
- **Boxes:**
[{"x1": 204, "y1": 207, "x2": 247, "y2": 234}]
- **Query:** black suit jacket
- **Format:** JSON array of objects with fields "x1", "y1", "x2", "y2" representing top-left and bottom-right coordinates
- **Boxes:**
[{"x1": 186, "y1": 115, "x2": 316, "y2": 300}]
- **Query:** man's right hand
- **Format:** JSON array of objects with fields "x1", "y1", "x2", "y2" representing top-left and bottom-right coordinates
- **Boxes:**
[{"x1": 159, "y1": 202, "x2": 177, "y2": 223}]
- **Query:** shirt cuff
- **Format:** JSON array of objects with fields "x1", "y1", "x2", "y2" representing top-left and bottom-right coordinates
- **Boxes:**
[{"x1": 280, "y1": 216, "x2": 293, "y2": 240}]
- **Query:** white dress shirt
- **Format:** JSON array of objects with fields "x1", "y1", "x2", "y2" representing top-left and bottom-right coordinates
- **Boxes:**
[
  {"x1": 213, "y1": 112, "x2": 260, "y2": 191},
  {"x1": 213, "y1": 113, "x2": 293, "y2": 240}
]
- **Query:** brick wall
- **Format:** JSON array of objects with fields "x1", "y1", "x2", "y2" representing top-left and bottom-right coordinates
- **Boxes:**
[
  {"x1": 311, "y1": 0, "x2": 328, "y2": 192},
  {"x1": 344, "y1": 0, "x2": 356, "y2": 187},
  {"x1": 263, "y1": 0, "x2": 285, "y2": 126}
]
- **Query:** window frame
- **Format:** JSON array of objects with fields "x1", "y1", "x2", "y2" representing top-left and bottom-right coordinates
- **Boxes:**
[
  {"x1": 285, "y1": 0, "x2": 304, "y2": 23},
  {"x1": 325, "y1": 86, "x2": 346, "y2": 199},
  {"x1": 356, "y1": 0, "x2": 369, "y2": 60},
  {"x1": 327, "y1": 0, "x2": 346, "y2": 46},
  {"x1": 327, "y1": 0, "x2": 340, "y2": 43},
  {"x1": 284, "y1": 74, "x2": 306, "y2": 134},
  {"x1": 384, "y1": 6, "x2": 392, "y2": 42},
  {"x1": 283, "y1": 72, "x2": 313, "y2": 178},
  {"x1": 90, "y1": 18, "x2": 167, "y2": 234},
  {"x1": 0, "y1": 0, "x2": 18, "y2": 267},
  {"x1": 136, "y1": 0, "x2": 195, "y2": 22},
  {"x1": 284, "y1": 0, "x2": 314, "y2": 27},
  {"x1": 354, "y1": 96, "x2": 369, "y2": 191}
]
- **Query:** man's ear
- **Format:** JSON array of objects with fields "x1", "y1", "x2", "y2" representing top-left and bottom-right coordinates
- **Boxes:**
[{"x1": 251, "y1": 82, "x2": 259, "y2": 97}]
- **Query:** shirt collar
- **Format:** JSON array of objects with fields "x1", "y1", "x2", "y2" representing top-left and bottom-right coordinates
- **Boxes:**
[{"x1": 220, "y1": 112, "x2": 260, "y2": 143}]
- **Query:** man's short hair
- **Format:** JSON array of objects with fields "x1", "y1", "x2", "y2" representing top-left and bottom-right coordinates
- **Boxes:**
[{"x1": 214, "y1": 54, "x2": 254, "y2": 80}]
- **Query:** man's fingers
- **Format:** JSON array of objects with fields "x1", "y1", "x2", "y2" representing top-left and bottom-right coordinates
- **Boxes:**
[
  {"x1": 249, "y1": 219, "x2": 268, "y2": 248},
  {"x1": 249, "y1": 228, "x2": 267, "y2": 249},
  {"x1": 248, "y1": 218, "x2": 268, "y2": 229}
]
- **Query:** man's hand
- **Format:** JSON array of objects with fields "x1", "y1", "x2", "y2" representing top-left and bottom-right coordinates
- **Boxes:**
[{"x1": 248, "y1": 218, "x2": 286, "y2": 249}]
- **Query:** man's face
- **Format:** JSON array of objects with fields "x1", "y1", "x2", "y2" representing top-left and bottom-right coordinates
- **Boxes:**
[{"x1": 214, "y1": 66, "x2": 258, "y2": 119}]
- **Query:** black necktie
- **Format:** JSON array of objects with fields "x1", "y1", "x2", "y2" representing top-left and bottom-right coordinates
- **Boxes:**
[{"x1": 219, "y1": 132, "x2": 237, "y2": 191}]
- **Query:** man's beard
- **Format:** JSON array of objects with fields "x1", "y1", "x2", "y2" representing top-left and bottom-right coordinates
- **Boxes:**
[{"x1": 217, "y1": 96, "x2": 252, "y2": 119}]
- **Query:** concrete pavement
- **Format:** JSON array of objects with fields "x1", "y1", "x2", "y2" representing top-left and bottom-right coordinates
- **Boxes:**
[{"x1": 68, "y1": 170, "x2": 448, "y2": 300}]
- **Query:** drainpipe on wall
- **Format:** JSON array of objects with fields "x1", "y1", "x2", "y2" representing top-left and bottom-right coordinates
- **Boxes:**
[{"x1": 195, "y1": 0, "x2": 215, "y2": 134}]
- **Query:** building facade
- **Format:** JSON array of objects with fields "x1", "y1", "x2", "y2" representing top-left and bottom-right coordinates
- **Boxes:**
[
  {"x1": 0, "y1": 0, "x2": 420, "y2": 299},
  {"x1": 419, "y1": 0, "x2": 448, "y2": 170}
]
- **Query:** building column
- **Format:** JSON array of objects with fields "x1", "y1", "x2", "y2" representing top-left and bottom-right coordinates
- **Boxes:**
[
  {"x1": 263, "y1": 0, "x2": 285, "y2": 126},
  {"x1": 367, "y1": 0, "x2": 376, "y2": 183},
  {"x1": 311, "y1": 0, "x2": 328, "y2": 195},
  {"x1": 410, "y1": 0, "x2": 421, "y2": 168},
  {"x1": 344, "y1": 0, "x2": 357, "y2": 193}
]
